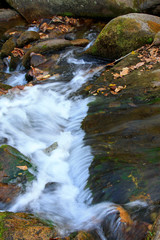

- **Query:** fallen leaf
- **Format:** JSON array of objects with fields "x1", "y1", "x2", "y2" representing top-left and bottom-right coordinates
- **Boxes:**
[
  {"x1": 112, "y1": 73, "x2": 120, "y2": 79},
  {"x1": 40, "y1": 22, "x2": 48, "y2": 32},
  {"x1": 134, "y1": 62, "x2": 145, "y2": 68},
  {"x1": 97, "y1": 87, "x2": 106, "y2": 91},
  {"x1": 36, "y1": 74, "x2": 51, "y2": 81},
  {"x1": 116, "y1": 206, "x2": 133, "y2": 225},
  {"x1": 17, "y1": 166, "x2": 28, "y2": 170},
  {"x1": 120, "y1": 67, "x2": 129, "y2": 77},
  {"x1": 11, "y1": 48, "x2": 25, "y2": 58},
  {"x1": 115, "y1": 85, "x2": 125, "y2": 93},
  {"x1": 110, "y1": 91, "x2": 117, "y2": 95}
]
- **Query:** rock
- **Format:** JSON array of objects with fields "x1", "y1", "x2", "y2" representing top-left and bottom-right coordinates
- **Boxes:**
[
  {"x1": 0, "y1": 211, "x2": 96, "y2": 240},
  {"x1": 9, "y1": 54, "x2": 21, "y2": 71},
  {"x1": 0, "y1": 145, "x2": 34, "y2": 204},
  {"x1": 71, "y1": 39, "x2": 90, "y2": 47},
  {"x1": 82, "y1": 46, "x2": 160, "y2": 205},
  {"x1": 22, "y1": 39, "x2": 72, "y2": 69},
  {"x1": 43, "y1": 142, "x2": 58, "y2": 156},
  {"x1": 0, "y1": 9, "x2": 26, "y2": 38},
  {"x1": 5, "y1": 0, "x2": 160, "y2": 22},
  {"x1": 0, "y1": 212, "x2": 57, "y2": 239},
  {"x1": 17, "y1": 31, "x2": 40, "y2": 47},
  {"x1": 153, "y1": 31, "x2": 160, "y2": 46},
  {"x1": 2, "y1": 26, "x2": 27, "y2": 42},
  {"x1": 146, "y1": 215, "x2": 160, "y2": 240},
  {"x1": 0, "y1": 72, "x2": 11, "y2": 82},
  {"x1": 0, "y1": 37, "x2": 17, "y2": 58},
  {"x1": 86, "y1": 13, "x2": 160, "y2": 59},
  {"x1": 30, "y1": 52, "x2": 47, "y2": 67},
  {"x1": 0, "y1": 59, "x2": 5, "y2": 71}
]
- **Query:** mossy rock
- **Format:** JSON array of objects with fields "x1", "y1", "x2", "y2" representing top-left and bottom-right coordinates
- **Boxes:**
[
  {"x1": 22, "y1": 39, "x2": 72, "y2": 69},
  {"x1": 0, "y1": 145, "x2": 34, "y2": 184},
  {"x1": 0, "y1": 145, "x2": 34, "y2": 204},
  {"x1": 0, "y1": 212, "x2": 57, "y2": 240},
  {"x1": 82, "y1": 50, "x2": 160, "y2": 205},
  {"x1": 0, "y1": 37, "x2": 17, "y2": 59},
  {"x1": 86, "y1": 13, "x2": 160, "y2": 59}
]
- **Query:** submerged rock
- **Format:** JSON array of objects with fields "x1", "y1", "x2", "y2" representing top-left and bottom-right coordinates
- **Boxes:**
[
  {"x1": 0, "y1": 145, "x2": 34, "y2": 204},
  {"x1": 5, "y1": 0, "x2": 160, "y2": 22},
  {"x1": 86, "y1": 13, "x2": 160, "y2": 59}
]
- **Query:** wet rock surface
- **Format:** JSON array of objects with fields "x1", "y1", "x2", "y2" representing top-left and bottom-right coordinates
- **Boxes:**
[
  {"x1": 82, "y1": 46, "x2": 160, "y2": 207},
  {"x1": 0, "y1": 9, "x2": 26, "y2": 39},
  {"x1": 0, "y1": 145, "x2": 34, "y2": 204}
]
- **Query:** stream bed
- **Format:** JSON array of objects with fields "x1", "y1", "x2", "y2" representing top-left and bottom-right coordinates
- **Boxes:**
[{"x1": 0, "y1": 19, "x2": 160, "y2": 240}]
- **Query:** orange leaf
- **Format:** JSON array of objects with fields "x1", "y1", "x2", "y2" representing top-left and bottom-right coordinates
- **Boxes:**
[{"x1": 16, "y1": 166, "x2": 28, "y2": 170}]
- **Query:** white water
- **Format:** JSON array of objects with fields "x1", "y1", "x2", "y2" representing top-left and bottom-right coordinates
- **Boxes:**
[{"x1": 0, "y1": 51, "x2": 119, "y2": 236}]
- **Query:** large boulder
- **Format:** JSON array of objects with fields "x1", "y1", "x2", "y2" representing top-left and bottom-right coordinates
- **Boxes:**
[
  {"x1": 0, "y1": 9, "x2": 26, "y2": 38},
  {"x1": 5, "y1": 0, "x2": 160, "y2": 22},
  {"x1": 86, "y1": 13, "x2": 160, "y2": 59}
]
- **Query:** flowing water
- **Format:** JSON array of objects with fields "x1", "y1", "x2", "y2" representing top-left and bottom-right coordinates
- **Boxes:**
[
  {"x1": 1, "y1": 25, "x2": 159, "y2": 238},
  {"x1": 0, "y1": 43, "x2": 121, "y2": 238}
]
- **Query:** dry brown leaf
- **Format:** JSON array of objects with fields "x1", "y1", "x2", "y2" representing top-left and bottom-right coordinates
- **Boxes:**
[
  {"x1": 16, "y1": 165, "x2": 28, "y2": 170},
  {"x1": 113, "y1": 73, "x2": 120, "y2": 79},
  {"x1": 120, "y1": 67, "x2": 129, "y2": 77},
  {"x1": 110, "y1": 91, "x2": 117, "y2": 95},
  {"x1": 36, "y1": 74, "x2": 51, "y2": 81},
  {"x1": 40, "y1": 22, "x2": 48, "y2": 32},
  {"x1": 11, "y1": 48, "x2": 25, "y2": 58},
  {"x1": 115, "y1": 86, "x2": 124, "y2": 93},
  {"x1": 135, "y1": 62, "x2": 145, "y2": 68},
  {"x1": 23, "y1": 44, "x2": 32, "y2": 49},
  {"x1": 97, "y1": 87, "x2": 106, "y2": 91},
  {"x1": 117, "y1": 206, "x2": 133, "y2": 225}
]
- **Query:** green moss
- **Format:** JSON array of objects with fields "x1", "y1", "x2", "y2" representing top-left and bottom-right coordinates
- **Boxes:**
[
  {"x1": 147, "y1": 37, "x2": 153, "y2": 44},
  {"x1": 0, "y1": 83, "x2": 12, "y2": 90},
  {"x1": 0, "y1": 212, "x2": 8, "y2": 240},
  {"x1": 63, "y1": 12, "x2": 74, "y2": 17}
]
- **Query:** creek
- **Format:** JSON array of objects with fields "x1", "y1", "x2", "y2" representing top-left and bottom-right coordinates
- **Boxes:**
[{"x1": 0, "y1": 24, "x2": 159, "y2": 240}]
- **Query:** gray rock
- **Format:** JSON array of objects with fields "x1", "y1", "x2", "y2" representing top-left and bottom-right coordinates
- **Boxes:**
[
  {"x1": 0, "y1": 9, "x2": 26, "y2": 38},
  {"x1": 5, "y1": 0, "x2": 160, "y2": 22},
  {"x1": 22, "y1": 39, "x2": 72, "y2": 68},
  {"x1": 17, "y1": 31, "x2": 40, "y2": 47}
]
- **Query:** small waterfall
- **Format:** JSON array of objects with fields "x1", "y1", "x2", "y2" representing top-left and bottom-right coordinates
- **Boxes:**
[{"x1": 0, "y1": 49, "x2": 119, "y2": 237}]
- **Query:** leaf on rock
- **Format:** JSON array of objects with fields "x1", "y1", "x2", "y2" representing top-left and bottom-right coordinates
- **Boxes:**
[
  {"x1": 11, "y1": 48, "x2": 25, "y2": 58},
  {"x1": 16, "y1": 165, "x2": 28, "y2": 171},
  {"x1": 115, "y1": 85, "x2": 126, "y2": 93},
  {"x1": 120, "y1": 67, "x2": 129, "y2": 77},
  {"x1": 134, "y1": 62, "x2": 145, "y2": 69},
  {"x1": 40, "y1": 22, "x2": 49, "y2": 32}
]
